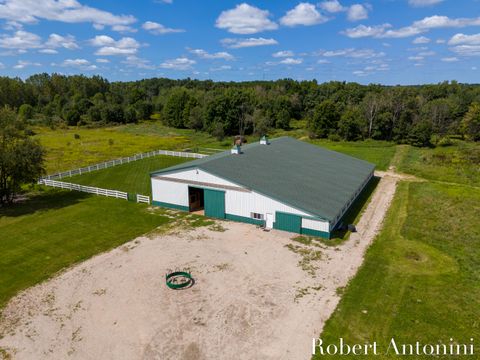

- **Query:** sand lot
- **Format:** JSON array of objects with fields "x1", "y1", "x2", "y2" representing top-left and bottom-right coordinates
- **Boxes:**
[{"x1": 0, "y1": 174, "x2": 398, "y2": 360}]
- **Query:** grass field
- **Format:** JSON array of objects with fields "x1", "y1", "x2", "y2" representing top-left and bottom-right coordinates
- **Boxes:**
[
  {"x1": 396, "y1": 141, "x2": 480, "y2": 187},
  {"x1": 34, "y1": 123, "x2": 228, "y2": 174},
  {"x1": 67, "y1": 155, "x2": 190, "y2": 196},
  {"x1": 0, "y1": 188, "x2": 181, "y2": 309},
  {"x1": 316, "y1": 164, "x2": 480, "y2": 357}
]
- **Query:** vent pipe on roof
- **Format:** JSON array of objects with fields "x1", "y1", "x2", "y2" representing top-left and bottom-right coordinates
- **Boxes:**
[{"x1": 260, "y1": 135, "x2": 269, "y2": 145}]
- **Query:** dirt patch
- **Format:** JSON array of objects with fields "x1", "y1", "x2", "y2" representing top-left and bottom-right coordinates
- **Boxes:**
[{"x1": 0, "y1": 175, "x2": 398, "y2": 360}]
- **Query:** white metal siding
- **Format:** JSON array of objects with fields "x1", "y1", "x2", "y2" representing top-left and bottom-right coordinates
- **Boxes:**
[
  {"x1": 301, "y1": 218, "x2": 330, "y2": 233},
  {"x1": 162, "y1": 169, "x2": 238, "y2": 188},
  {"x1": 224, "y1": 189, "x2": 311, "y2": 221},
  {"x1": 151, "y1": 178, "x2": 189, "y2": 207}
]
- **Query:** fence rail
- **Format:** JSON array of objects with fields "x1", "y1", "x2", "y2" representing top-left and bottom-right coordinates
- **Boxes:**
[
  {"x1": 40, "y1": 179, "x2": 129, "y2": 200},
  {"x1": 136, "y1": 194, "x2": 150, "y2": 204},
  {"x1": 41, "y1": 149, "x2": 208, "y2": 181}
]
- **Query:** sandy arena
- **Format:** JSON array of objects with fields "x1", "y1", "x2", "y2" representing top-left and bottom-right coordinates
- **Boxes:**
[{"x1": 0, "y1": 173, "x2": 398, "y2": 360}]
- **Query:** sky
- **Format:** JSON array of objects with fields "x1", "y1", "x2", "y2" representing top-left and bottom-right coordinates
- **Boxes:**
[{"x1": 0, "y1": 0, "x2": 479, "y2": 84}]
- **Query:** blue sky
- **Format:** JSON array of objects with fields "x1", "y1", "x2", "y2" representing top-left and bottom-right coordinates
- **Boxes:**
[{"x1": 0, "y1": 0, "x2": 479, "y2": 84}]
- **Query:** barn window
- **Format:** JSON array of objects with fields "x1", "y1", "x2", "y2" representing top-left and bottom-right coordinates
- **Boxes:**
[{"x1": 251, "y1": 212, "x2": 264, "y2": 220}]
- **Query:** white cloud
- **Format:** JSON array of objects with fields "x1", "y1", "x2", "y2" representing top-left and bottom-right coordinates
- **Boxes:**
[
  {"x1": 0, "y1": 0, "x2": 136, "y2": 31},
  {"x1": 436, "y1": 38, "x2": 446, "y2": 44},
  {"x1": 216, "y1": 3, "x2": 278, "y2": 34},
  {"x1": 441, "y1": 57, "x2": 459, "y2": 62},
  {"x1": 408, "y1": 55, "x2": 424, "y2": 61},
  {"x1": 122, "y1": 55, "x2": 154, "y2": 69},
  {"x1": 319, "y1": 0, "x2": 346, "y2": 13},
  {"x1": 347, "y1": 4, "x2": 368, "y2": 22},
  {"x1": 449, "y1": 45, "x2": 480, "y2": 57},
  {"x1": 13, "y1": 60, "x2": 40, "y2": 69},
  {"x1": 159, "y1": 57, "x2": 195, "y2": 70},
  {"x1": 418, "y1": 50, "x2": 435, "y2": 56},
  {"x1": 319, "y1": 48, "x2": 385, "y2": 59},
  {"x1": 342, "y1": 24, "x2": 391, "y2": 38},
  {"x1": 189, "y1": 48, "x2": 234, "y2": 60},
  {"x1": 449, "y1": 33, "x2": 480, "y2": 45},
  {"x1": 39, "y1": 48, "x2": 58, "y2": 54},
  {"x1": 317, "y1": 59, "x2": 330, "y2": 64},
  {"x1": 412, "y1": 36, "x2": 430, "y2": 44},
  {"x1": 344, "y1": 15, "x2": 480, "y2": 39},
  {"x1": 89, "y1": 35, "x2": 140, "y2": 56},
  {"x1": 210, "y1": 65, "x2": 232, "y2": 71},
  {"x1": 272, "y1": 50, "x2": 294, "y2": 58},
  {"x1": 221, "y1": 37, "x2": 278, "y2": 49},
  {"x1": 111, "y1": 25, "x2": 136, "y2": 33},
  {"x1": 0, "y1": 30, "x2": 41, "y2": 49},
  {"x1": 44, "y1": 33, "x2": 79, "y2": 50},
  {"x1": 280, "y1": 3, "x2": 328, "y2": 27},
  {"x1": 279, "y1": 57, "x2": 303, "y2": 65},
  {"x1": 58, "y1": 58, "x2": 97, "y2": 70},
  {"x1": 408, "y1": 0, "x2": 444, "y2": 7},
  {"x1": 448, "y1": 33, "x2": 480, "y2": 56},
  {"x1": 96, "y1": 58, "x2": 110, "y2": 63},
  {"x1": 142, "y1": 21, "x2": 184, "y2": 35}
]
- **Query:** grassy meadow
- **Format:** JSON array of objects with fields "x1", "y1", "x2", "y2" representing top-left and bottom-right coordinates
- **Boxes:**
[
  {"x1": 67, "y1": 155, "x2": 190, "y2": 196},
  {"x1": 0, "y1": 189, "x2": 173, "y2": 309},
  {"x1": 315, "y1": 141, "x2": 480, "y2": 359}
]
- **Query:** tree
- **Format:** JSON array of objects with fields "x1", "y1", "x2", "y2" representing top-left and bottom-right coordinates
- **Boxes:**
[
  {"x1": 338, "y1": 106, "x2": 364, "y2": 141},
  {"x1": 462, "y1": 102, "x2": 480, "y2": 141},
  {"x1": 18, "y1": 104, "x2": 34, "y2": 121},
  {"x1": 407, "y1": 121, "x2": 433, "y2": 147},
  {"x1": 308, "y1": 100, "x2": 340, "y2": 138},
  {"x1": 0, "y1": 107, "x2": 45, "y2": 205}
]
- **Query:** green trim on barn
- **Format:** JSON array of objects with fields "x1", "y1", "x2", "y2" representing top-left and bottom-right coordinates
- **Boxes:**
[
  {"x1": 301, "y1": 227, "x2": 330, "y2": 239},
  {"x1": 225, "y1": 213, "x2": 264, "y2": 225},
  {"x1": 152, "y1": 200, "x2": 189, "y2": 212},
  {"x1": 204, "y1": 189, "x2": 225, "y2": 219},
  {"x1": 274, "y1": 211, "x2": 302, "y2": 233}
]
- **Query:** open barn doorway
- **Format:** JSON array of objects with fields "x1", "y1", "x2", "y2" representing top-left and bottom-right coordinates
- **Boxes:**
[{"x1": 188, "y1": 187, "x2": 204, "y2": 214}]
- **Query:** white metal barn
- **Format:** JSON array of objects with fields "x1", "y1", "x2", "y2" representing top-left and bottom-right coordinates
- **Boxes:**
[{"x1": 150, "y1": 137, "x2": 375, "y2": 238}]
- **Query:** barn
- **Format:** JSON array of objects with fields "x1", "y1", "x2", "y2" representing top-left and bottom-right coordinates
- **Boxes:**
[{"x1": 150, "y1": 136, "x2": 375, "y2": 239}]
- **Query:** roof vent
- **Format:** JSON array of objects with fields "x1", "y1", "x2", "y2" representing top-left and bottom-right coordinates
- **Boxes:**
[
  {"x1": 260, "y1": 135, "x2": 269, "y2": 145},
  {"x1": 231, "y1": 144, "x2": 242, "y2": 155}
]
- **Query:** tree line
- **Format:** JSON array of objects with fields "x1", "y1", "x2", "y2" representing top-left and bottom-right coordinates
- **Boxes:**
[{"x1": 1, "y1": 73, "x2": 480, "y2": 145}]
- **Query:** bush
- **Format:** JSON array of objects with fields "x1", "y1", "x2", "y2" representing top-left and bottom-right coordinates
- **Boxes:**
[
  {"x1": 328, "y1": 133, "x2": 341, "y2": 142},
  {"x1": 74, "y1": 134, "x2": 81, "y2": 140},
  {"x1": 438, "y1": 137, "x2": 453, "y2": 147}
]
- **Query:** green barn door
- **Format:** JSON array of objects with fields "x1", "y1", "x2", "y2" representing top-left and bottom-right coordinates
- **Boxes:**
[
  {"x1": 204, "y1": 189, "x2": 225, "y2": 219},
  {"x1": 274, "y1": 212, "x2": 301, "y2": 233}
]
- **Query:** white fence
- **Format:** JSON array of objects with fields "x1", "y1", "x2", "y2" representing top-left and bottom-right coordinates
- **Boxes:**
[
  {"x1": 41, "y1": 149, "x2": 208, "y2": 181},
  {"x1": 136, "y1": 194, "x2": 150, "y2": 204},
  {"x1": 40, "y1": 179, "x2": 152, "y2": 204},
  {"x1": 40, "y1": 179, "x2": 129, "y2": 200}
]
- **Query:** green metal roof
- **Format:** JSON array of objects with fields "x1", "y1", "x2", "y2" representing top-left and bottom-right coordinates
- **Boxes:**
[{"x1": 151, "y1": 137, "x2": 375, "y2": 222}]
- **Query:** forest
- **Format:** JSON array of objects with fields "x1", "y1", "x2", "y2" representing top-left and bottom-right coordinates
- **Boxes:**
[{"x1": 1, "y1": 73, "x2": 480, "y2": 146}]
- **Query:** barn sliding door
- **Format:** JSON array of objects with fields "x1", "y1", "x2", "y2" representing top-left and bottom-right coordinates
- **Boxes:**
[
  {"x1": 204, "y1": 189, "x2": 225, "y2": 219},
  {"x1": 274, "y1": 212, "x2": 301, "y2": 233}
]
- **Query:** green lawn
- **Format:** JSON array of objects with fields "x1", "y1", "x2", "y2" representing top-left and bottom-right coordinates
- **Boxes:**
[
  {"x1": 66, "y1": 155, "x2": 191, "y2": 196},
  {"x1": 316, "y1": 180, "x2": 480, "y2": 359},
  {"x1": 397, "y1": 141, "x2": 480, "y2": 187},
  {"x1": 0, "y1": 188, "x2": 177, "y2": 309},
  {"x1": 312, "y1": 139, "x2": 396, "y2": 171}
]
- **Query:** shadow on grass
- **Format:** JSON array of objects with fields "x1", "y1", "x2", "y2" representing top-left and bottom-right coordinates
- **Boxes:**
[
  {"x1": 0, "y1": 189, "x2": 90, "y2": 218},
  {"x1": 330, "y1": 176, "x2": 381, "y2": 242}
]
